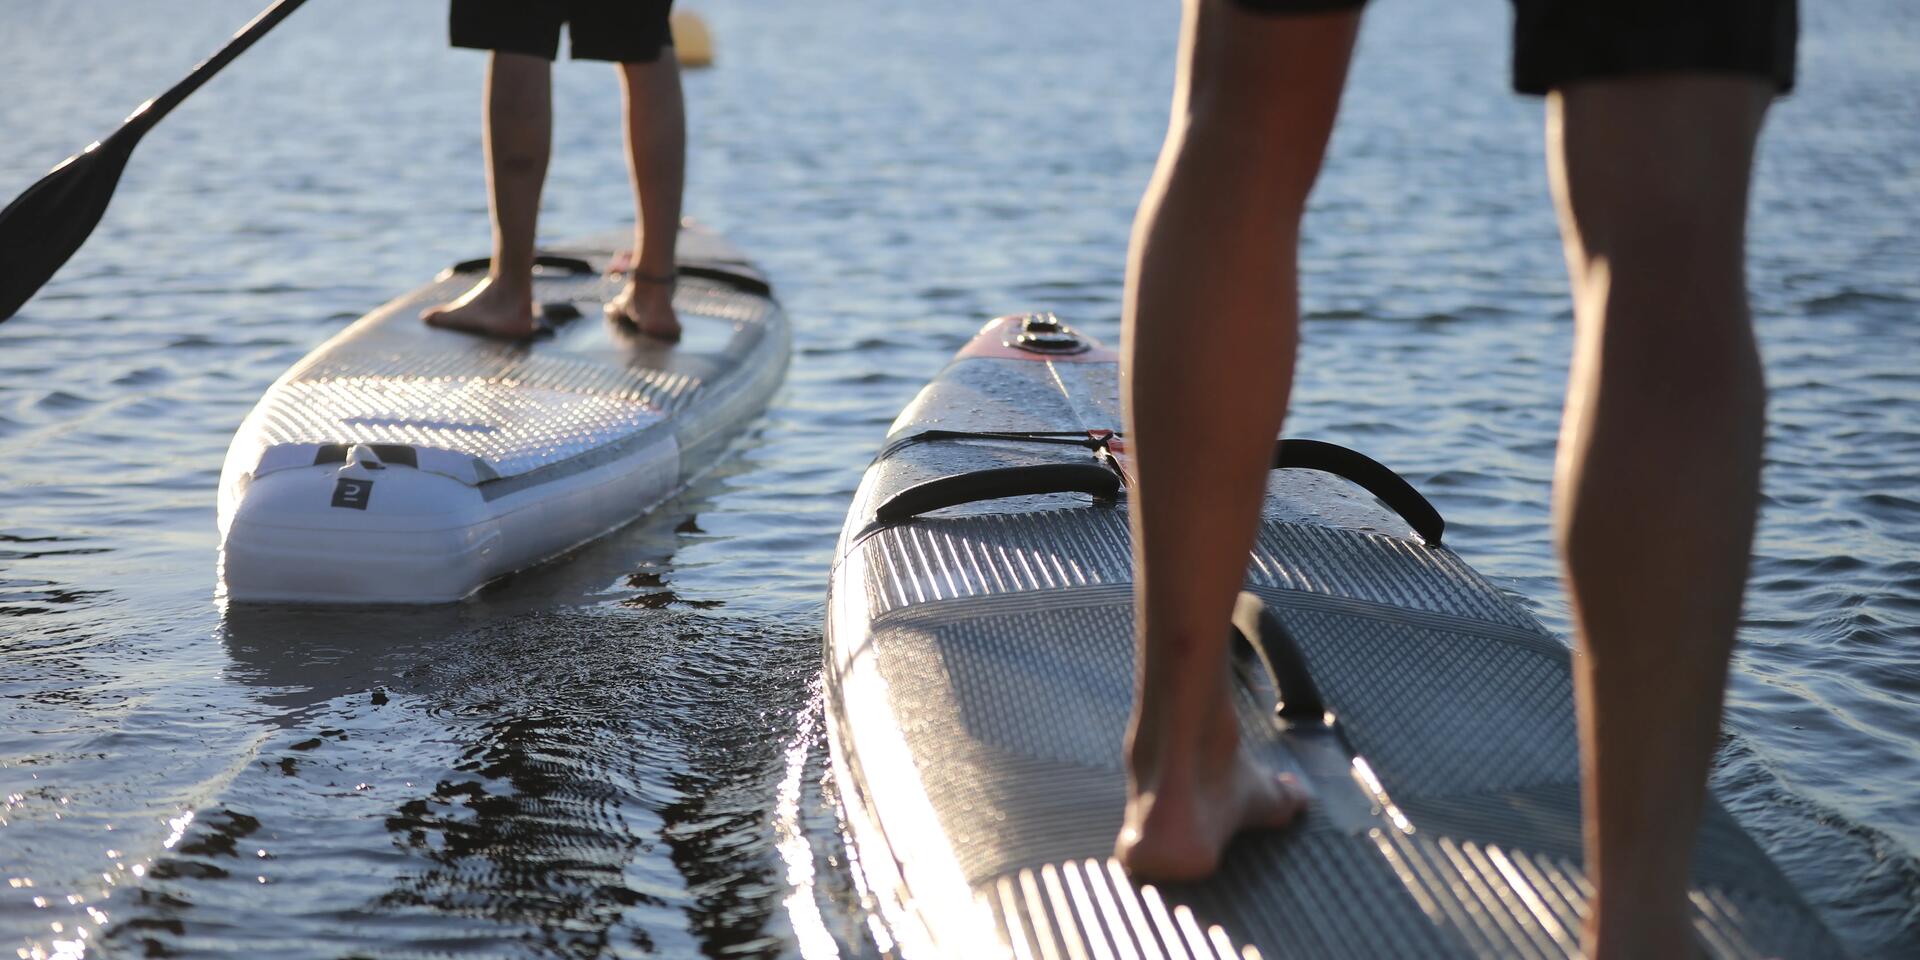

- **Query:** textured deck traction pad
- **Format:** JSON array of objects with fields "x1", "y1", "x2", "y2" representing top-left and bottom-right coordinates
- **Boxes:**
[
  {"x1": 858, "y1": 507, "x2": 1836, "y2": 959},
  {"x1": 229, "y1": 237, "x2": 774, "y2": 486}
]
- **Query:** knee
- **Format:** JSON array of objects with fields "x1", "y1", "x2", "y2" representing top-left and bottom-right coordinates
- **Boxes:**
[
  {"x1": 1173, "y1": 118, "x2": 1319, "y2": 222},
  {"x1": 1177, "y1": 72, "x2": 1341, "y2": 220},
  {"x1": 1575, "y1": 298, "x2": 1767, "y2": 435},
  {"x1": 1576, "y1": 249, "x2": 1757, "y2": 356}
]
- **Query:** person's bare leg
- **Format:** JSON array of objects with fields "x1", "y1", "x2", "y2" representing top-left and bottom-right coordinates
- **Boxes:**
[
  {"x1": 1116, "y1": 0, "x2": 1359, "y2": 882},
  {"x1": 424, "y1": 52, "x2": 552, "y2": 338},
  {"x1": 606, "y1": 53, "x2": 686, "y2": 341},
  {"x1": 1547, "y1": 74, "x2": 1772, "y2": 960}
]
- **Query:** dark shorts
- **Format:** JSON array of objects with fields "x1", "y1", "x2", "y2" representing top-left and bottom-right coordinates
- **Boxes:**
[
  {"x1": 1229, "y1": 0, "x2": 1797, "y2": 95},
  {"x1": 450, "y1": 0, "x2": 676, "y2": 63}
]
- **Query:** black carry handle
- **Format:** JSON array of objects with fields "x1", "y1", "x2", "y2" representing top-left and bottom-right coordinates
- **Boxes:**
[
  {"x1": 446, "y1": 254, "x2": 597, "y2": 277},
  {"x1": 858, "y1": 434, "x2": 1441, "y2": 542},
  {"x1": 872, "y1": 463, "x2": 1122, "y2": 528},
  {"x1": 1232, "y1": 592, "x2": 1329, "y2": 723},
  {"x1": 1275, "y1": 439, "x2": 1445, "y2": 545}
]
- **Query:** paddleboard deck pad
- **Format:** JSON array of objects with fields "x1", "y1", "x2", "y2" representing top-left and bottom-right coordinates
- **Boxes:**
[
  {"x1": 825, "y1": 314, "x2": 1837, "y2": 958},
  {"x1": 218, "y1": 223, "x2": 788, "y2": 603}
]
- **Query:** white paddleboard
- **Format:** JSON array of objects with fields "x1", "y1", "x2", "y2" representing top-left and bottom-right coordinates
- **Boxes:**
[
  {"x1": 825, "y1": 313, "x2": 1839, "y2": 959},
  {"x1": 217, "y1": 222, "x2": 788, "y2": 603}
]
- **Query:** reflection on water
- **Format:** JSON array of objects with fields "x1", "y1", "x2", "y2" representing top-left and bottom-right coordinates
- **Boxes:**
[
  {"x1": 2, "y1": 0, "x2": 1917, "y2": 957},
  {"x1": 97, "y1": 506, "x2": 841, "y2": 958}
]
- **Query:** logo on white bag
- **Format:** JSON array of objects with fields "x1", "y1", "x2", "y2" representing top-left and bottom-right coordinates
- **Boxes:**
[{"x1": 331, "y1": 478, "x2": 373, "y2": 510}]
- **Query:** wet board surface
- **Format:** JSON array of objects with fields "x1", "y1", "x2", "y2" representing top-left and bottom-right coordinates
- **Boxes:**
[
  {"x1": 825, "y1": 314, "x2": 1839, "y2": 959},
  {"x1": 217, "y1": 222, "x2": 789, "y2": 603}
]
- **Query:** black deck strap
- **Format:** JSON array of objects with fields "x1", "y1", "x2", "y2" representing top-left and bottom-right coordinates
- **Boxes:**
[
  {"x1": 873, "y1": 429, "x2": 1103, "y2": 464},
  {"x1": 871, "y1": 463, "x2": 1122, "y2": 529},
  {"x1": 540, "y1": 301, "x2": 584, "y2": 323},
  {"x1": 521, "y1": 301, "x2": 585, "y2": 340},
  {"x1": 1275, "y1": 438, "x2": 1445, "y2": 545},
  {"x1": 447, "y1": 254, "x2": 596, "y2": 276},
  {"x1": 1232, "y1": 591, "x2": 1330, "y2": 724},
  {"x1": 442, "y1": 256, "x2": 773, "y2": 299},
  {"x1": 676, "y1": 262, "x2": 773, "y2": 298}
]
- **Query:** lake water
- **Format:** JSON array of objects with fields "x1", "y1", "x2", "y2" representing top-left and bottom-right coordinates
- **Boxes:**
[{"x1": 1, "y1": 1, "x2": 1915, "y2": 957}]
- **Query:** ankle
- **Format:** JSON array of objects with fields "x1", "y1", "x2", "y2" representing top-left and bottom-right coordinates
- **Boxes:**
[
  {"x1": 480, "y1": 272, "x2": 533, "y2": 297},
  {"x1": 626, "y1": 265, "x2": 676, "y2": 284},
  {"x1": 1128, "y1": 691, "x2": 1242, "y2": 780},
  {"x1": 624, "y1": 273, "x2": 676, "y2": 299}
]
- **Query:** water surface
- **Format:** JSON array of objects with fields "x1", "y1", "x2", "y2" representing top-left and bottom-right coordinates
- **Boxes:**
[{"x1": 2, "y1": 1, "x2": 1916, "y2": 957}]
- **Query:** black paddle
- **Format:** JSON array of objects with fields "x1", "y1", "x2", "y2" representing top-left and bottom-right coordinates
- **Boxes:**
[{"x1": 0, "y1": 0, "x2": 309, "y2": 322}]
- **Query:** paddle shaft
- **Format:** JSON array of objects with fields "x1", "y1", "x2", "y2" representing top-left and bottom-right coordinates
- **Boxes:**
[{"x1": 125, "y1": 0, "x2": 310, "y2": 138}]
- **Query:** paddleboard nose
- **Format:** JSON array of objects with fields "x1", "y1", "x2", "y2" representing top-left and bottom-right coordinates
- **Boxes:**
[
  {"x1": 215, "y1": 224, "x2": 789, "y2": 604},
  {"x1": 1005, "y1": 312, "x2": 1087, "y2": 355}
]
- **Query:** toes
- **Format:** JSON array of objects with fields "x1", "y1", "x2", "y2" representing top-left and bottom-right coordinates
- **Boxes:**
[
  {"x1": 605, "y1": 295, "x2": 639, "y2": 323},
  {"x1": 422, "y1": 306, "x2": 462, "y2": 328},
  {"x1": 1259, "y1": 772, "x2": 1312, "y2": 827}
]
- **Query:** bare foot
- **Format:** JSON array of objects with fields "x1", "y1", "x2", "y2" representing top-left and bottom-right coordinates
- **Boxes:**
[
  {"x1": 421, "y1": 276, "x2": 539, "y2": 338},
  {"x1": 606, "y1": 274, "x2": 681, "y2": 342},
  {"x1": 1116, "y1": 704, "x2": 1310, "y2": 881}
]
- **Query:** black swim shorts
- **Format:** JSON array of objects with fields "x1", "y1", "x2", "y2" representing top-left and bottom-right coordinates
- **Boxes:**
[
  {"x1": 1228, "y1": 0, "x2": 1797, "y2": 95},
  {"x1": 450, "y1": 0, "x2": 676, "y2": 64}
]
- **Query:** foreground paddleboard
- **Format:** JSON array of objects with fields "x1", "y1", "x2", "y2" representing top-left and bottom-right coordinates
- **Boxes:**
[
  {"x1": 218, "y1": 222, "x2": 788, "y2": 603},
  {"x1": 825, "y1": 314, "x2": 1836, "y2": 958}
]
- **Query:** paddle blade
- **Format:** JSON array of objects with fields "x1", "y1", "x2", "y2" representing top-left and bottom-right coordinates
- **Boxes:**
[{"x1": 0, "y1": 132, "x2": 138, "y2": 322}]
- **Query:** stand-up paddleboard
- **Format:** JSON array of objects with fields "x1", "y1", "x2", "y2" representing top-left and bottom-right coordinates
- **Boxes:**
[
  {"x1": 826, "y1": 313, "x2": 1837, "y2": 958},
  {"x1": 218, "y1": 222, "x2": 788, "y2": 603}
]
